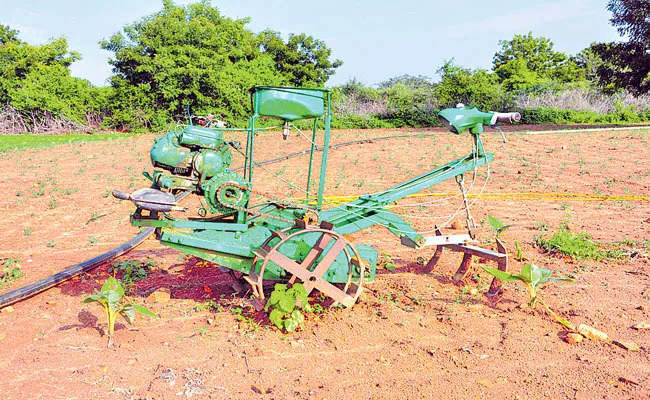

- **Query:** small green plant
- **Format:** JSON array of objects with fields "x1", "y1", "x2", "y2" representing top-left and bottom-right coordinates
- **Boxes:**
[
  {"x1": 82, "y1": 276, "x2": 157, "y2": 347},
  {"x1": 534, "y1": 221, "x2": 548, "y2": 231},
  {"x1": 380, "y1": 253, "x2": 395, "y2": 271},
  {"x1": 23, "y1": 229, "x2": 33, "y2": 236},
  {"x1": 46, "y1": 240, "x2": 56, "y2": 248},
  {"x1": 482, "y1": 263, "x2": 573, "y2": 329},
  {"x1": 109, "y1": 259, "x2": 155, "y2": 286},
  {"x1": 514, "y1": 239, "x2": 525, "y2": 262},
  {"x1": 534, "y1": 224, "x2": 623, "y2": 261},
  {"x1": 487, "y1": 215, "x2": 513, "y2": 239},
  {"x1": 194, "y1": 299, "x2": 224, "y2": 313},
  {"x1": 230, "y1": 307, "x2": 261, "y2": 334},
  {"x1": 265, "y1": 283, "x2": 314, "y2": 333},
  {"x1": 1, "y1": 259, "x2": 24, "y2": 288}
]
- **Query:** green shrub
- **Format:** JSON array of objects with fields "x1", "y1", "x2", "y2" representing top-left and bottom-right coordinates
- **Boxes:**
[{"x1": 534, "y1": 225, "x2": 624, "y2": 261}]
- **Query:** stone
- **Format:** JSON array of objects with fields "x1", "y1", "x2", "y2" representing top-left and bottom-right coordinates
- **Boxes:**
[
  {"x1": 613, "y1": 340, "x2": 640, "y2": 351},
  {"x1": 565, "y1": 333, "x2": 583, "y2": 344},
  {"x1": 632, "y1": 322, "x2": 650, "y2": 330},
  {"x1": 578, "y1": 324, "x2": 609, "y2": 341},
  {"x1": 147, "y1": 288, "x2": 171, "y2": 303}
]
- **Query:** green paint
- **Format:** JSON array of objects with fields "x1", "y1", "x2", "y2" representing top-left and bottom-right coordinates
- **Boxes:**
[{"x1": 126, "y1": 87, "x2": 502, "y2": 299}]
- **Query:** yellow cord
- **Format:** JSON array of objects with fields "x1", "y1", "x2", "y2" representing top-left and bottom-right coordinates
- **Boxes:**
[{"x1": 295, "y1": 192, "x2": 649, "y2": 205}]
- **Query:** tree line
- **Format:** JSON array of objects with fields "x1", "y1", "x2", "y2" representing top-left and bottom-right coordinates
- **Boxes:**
[{"x1": 1, "y1": 0, "x2": 649, "y2": 133}]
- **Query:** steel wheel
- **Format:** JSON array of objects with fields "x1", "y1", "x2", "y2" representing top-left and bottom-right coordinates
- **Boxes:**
[{"x1": 248, "y1": 223, "x2": 365, "y2": 308}]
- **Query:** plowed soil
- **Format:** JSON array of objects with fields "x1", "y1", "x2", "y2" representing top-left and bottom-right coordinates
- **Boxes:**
[{"x1": 1, "y1": 126, "x2": 649, "y2": 399}]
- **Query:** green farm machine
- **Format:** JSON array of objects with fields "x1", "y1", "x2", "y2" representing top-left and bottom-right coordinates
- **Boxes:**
[{"x1": 113, "y1": 86, "x2": 520, "y2": 308}]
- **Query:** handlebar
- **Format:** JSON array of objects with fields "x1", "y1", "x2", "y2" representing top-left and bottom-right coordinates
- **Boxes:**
[
  {"x1": 491, "y1": 112, "x2": 521, "y2": 125},
  {"x1": 112, "y1": 190, "x2": 130, "y2": 200}
]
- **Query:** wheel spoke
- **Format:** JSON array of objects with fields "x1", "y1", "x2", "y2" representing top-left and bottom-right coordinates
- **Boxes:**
[
  {"x1": 268, "y1": 246, "x2": 354, "y2": 305},
  {"x1": 310, "y1": 238, "x2": 347, "y2": 279},
  {"x1": 268, "y1": 251, "x2": 310, "y2": 282},
  {"x1": 300, "y1": 232, "x2": 333, "y2": 270},
  {"x1": 258, "y1": 226, "x2": 363, "y2": 308},
  {"x1": 311, "y1": 279, "x2": 356, "y2": 308}
]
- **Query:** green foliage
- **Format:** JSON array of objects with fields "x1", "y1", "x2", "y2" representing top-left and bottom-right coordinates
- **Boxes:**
[
  {"x1": 519, "y1": 106, "x2": 648, "y2": 124},
  {"x1": 82, "y1": 276, "x2": 157, "y2": 347},
  {"x1": 435, "y1": 60, "x2": 510, "y2": 110},
  {"x1": 534, "y1": 225, "x2": 624, "y2": 261},
  {"x1": 382, "y1": 81, "x2": 440, "y2": 127},
  {"x1": 482, "y1": 263, "x2": 574, "y2": 328},
  {"x1": 590, "y1": 1, "x2": 650, "y2": 94},
  {"x1": 487, "y1": 215, "x2": 513, "y2": 239},
  {"x1": 493, "y1": 32, "x2": 587, "y2": 92},
  {"x1": 483, "y1": 263, "x2": 572, "y2": 307},
  {"x1": 101, "y1": 2, "x2": 340, "y2": 130},
  {"x1": 265, "y1": 283, "x2": 314, "y2": 333},
  {"x1": 109, "y1": 259, "x2": 156, "y2": 287},
  {"x1": 379, "y1": 253, "x2": 396, "y2": 271},
  {"x1": 514, "y1": 239, "x2": 525, "y2": 262},
  {"x1": 1, "y1": 258, "x2": 24, "y2": 288},
  {"x1": 331, "y1": 77, "x2": 441, "y2": 128},
  {"x1": 194, "y1": 299, "x2": 223, "y2": 313},
  {"x1": 258, "y1": 30, "x2": 342, "y2": 87},
  {"x1": 0, "y1": 25, "x2": 108, "y2": 129},
  {"x1": 0, "y1": 133, "x2": 133, "y2": 153}
]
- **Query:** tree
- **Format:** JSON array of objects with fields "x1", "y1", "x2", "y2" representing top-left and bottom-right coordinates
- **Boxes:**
[
  {"x1": 608, "y1": 0, "x2": 650, "y2": 42},
  {"x1": 435, "y1": 60, "x2": 507, "y2": 110},
  {"x1": 378, "y1": 74, "x2": 434, "y2": 90},
  {"x1": 0, "y1": 25, "x2": 103, "y2": 130},
  {"x1": 102, "y1": 1, "x2": 342, "y2": 130},
  {"x1": 590, "y1": 1, "x2": 650, "y2": 94},
  {"x1": 101, "y1": 0, "x2": 283, "y2": 129},
  {"x1": 492, "y1": 32, "x2": 585, "y2": 92},
  {"x1": 0, "y1": 24, "x2": 20, "y2": 45},
  {"x1": 258, "y1": 30, "x2": 342, "y2": 87}
]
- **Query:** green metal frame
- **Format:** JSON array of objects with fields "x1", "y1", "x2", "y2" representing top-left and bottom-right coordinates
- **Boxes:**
[
  {"x1": 128, "y1": 87, "x2": 502, "y2": 289},
  {"x1": 246, "y1": 86, "x2": 332, "y2": 213}
]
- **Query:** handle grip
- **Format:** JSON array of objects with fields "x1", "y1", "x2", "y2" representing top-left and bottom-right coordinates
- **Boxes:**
[
  {"x1": 493, "y1": 112, "x2": 521, "y2": 124},
  {"x1": 112, "y1": 190, "x2": 130, "y2": 201}
]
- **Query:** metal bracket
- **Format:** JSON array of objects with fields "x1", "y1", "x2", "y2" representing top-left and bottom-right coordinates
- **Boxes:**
[
  {"x1": 423, "y1": 226, "x2": 508, "y2": 296},
  {"x1": 421, "y1": 234, "x2": 473, "y2": 246}
]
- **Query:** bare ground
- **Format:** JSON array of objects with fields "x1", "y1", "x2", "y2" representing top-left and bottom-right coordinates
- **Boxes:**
[{"x1": 1, "y1": 126, "x2": 649, "y2": 399}]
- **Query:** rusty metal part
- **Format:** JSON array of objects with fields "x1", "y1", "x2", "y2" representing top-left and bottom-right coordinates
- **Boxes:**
[
  {"x1": 246, "y1": 221, "x2": 364, "y2": 309},
  {"x1": 424, "y1": 226, "x2": 508, "y2": 296}
]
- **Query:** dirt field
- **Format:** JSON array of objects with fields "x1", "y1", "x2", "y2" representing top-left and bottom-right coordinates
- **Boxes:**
[{"x1": 1, "y1": 126, "x2": 649, "y2": 399}]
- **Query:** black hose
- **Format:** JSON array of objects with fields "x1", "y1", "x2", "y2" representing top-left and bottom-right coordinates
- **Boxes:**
[
  {"x1": 0, "y1": 191, "x2": 189, "y2": 308},
  {"x1": 0, "y1": 132, "x2": 438, "y2": 308}
]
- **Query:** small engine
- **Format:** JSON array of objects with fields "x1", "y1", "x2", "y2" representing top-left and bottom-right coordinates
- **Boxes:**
[{"x1": 148, "y1": 125, "x2": 248, "y2": 214}]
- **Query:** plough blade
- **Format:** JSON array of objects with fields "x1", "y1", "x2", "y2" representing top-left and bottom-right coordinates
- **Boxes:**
[{"x1": 423, "y1": 226, "x2": 508, "y2": 296}]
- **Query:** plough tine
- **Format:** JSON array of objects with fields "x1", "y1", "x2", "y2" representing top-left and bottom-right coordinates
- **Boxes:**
[
  {"x1": 422, "y1": 226, "x2": 508, "y2": 295},
  {"x1": 452, "y1": 253, "x2": 473, "y2": 284},
  {"x1": 423, "y1": 226, "x2": 444, "y2": 273},
  {"x1": 486, "y1": 238, "x2": 508, "y2": 297}
]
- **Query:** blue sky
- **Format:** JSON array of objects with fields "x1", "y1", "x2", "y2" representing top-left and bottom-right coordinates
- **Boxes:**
[{"x1": 2, "y1": 0, "x2": 621, "y2": 87}]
